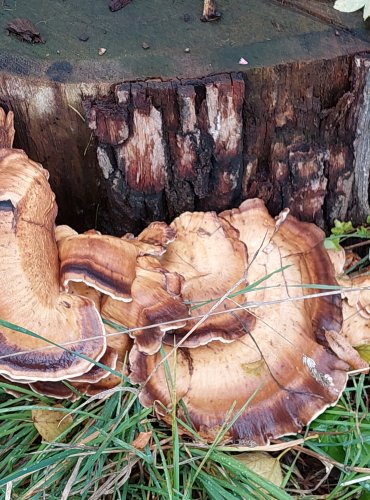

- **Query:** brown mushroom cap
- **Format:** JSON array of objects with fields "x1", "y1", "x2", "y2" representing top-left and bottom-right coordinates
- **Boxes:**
[
  {"x1": 130, "y1": 337, "x2": 349, "y2": 445},
  {"x1": 220, "y1": 199, "x2": 343, "y2": 344},
  {"x1": 130, "y1": 199, "x2": 350, "y2": 444},
  {"x1": 327, "y1": 248, "x2": 370, "y2": 351},
  {"x1": 58, "y1": 221, "x2": 176, "y2": 303},
  {"x1": 58, "y1": 233, "x2": 138, "y2": 301},
  {"x1": 337, "y1": 274, "x2": 370, "y2": 349},
  {"x1": 102, "y1": 256, "x2": 189, "y2": 355},
  {"x1": 31, "y1": 360, "x2": 126, "y2": 400},
  {"x1": 158, "y1": 211, "x2": 255, "y2": 348},
  {"x1": 30, "y1": 380, "x2": 81, "y2": 401},
  {"x1": 122, "y1": 221, "x2": 176, "y2": 256},
  {"x1": 67, "y1": 281, "x2": 102, "y2": 312},
  {"x1": 65, "y1": 280, "x2": 132, "y2": 360},
  {"x1": 55, "y1": 224, "x2": 78, "y2": 243},
  {"x1": 0, "y1": 150, "x2": 106, "y2": 381},
  {"x1": 70, "y1": 346, "x2": 118, "y2": 383}
]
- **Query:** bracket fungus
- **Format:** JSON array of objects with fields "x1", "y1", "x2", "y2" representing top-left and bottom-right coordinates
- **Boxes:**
[
  {"x1": 0, "y1": 116, "x2": 365, "y2": 442},
  {"x1": 326, "y1": 247, "x2": 370, "y2": 356},
  {"x1": 327, "y1": 248, "x2": 370, "y2": 352},
  {"x1": 58, "y1": 221, "x2": 176, "y2": 302},
  {"x1": 158, "y1": 211, "x2": 256, "y2": 348},
  {"x1": 0, "y1": 149, "x2": 106, "y2": 381},
  {"x1": 130, "y1": 200, "x2": 356, "y2": 445},
  {"x1": 102, "y1": 256, "x2": 190, "y2": 355}
]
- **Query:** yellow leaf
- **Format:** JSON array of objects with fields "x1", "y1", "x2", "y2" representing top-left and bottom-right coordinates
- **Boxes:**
[
  {"x1": 355, "y1": 345, "x2": 370, "y2": 364},
  {"x1": 234, "y1": 451, "x2": 283, "y2": 486},
  {"x1": 32, "y1": 405, "x2": 73, "y2": 442}
]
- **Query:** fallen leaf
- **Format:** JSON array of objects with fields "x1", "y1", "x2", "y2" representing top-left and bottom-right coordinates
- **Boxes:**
[
  {"x1": 355, "y1": 344, "x2": 370, "y2": 364},
  {"x1": 325, "y1": 330, "x2": 369, "y2": 370},
  {"x1": 32, "y1": 405, "x2": 73, "y2": 442},
  {"x1": 234, "y1": 451, "x2": 283, "y2": 486},
  {"x1": 131, "y1": 431, "x2": 152, "y2": 450},
  {"x1": 239, "y1": 57, "x2": 248, "y2": 65}
]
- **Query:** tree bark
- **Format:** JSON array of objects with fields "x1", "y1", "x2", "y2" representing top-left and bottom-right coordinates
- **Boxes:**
[
  {"x1": 85, "y1": 55, "x2": 370, "y2": 234},
  {"x1": 0, "y1": 0, "x2": 370, "y2": 233}
]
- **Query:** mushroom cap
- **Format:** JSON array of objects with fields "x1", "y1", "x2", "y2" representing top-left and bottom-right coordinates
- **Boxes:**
[
  {"x1": 30, "y1": 360, "x2": 126, "y2": 400},
  {"x1": 130, "y1": 199, "x2": 349, "y2": 444},
  {"x1": 69, "y1": 346, "x2": 118, "y2": 383},
  {"x1": 158, "y1": 211, "x2": 255, "y2": 348},
  {"x1": 0, "y1": 150, "x2": 106, "y2": 381},
  {"x1": 130, "y1": 337, "x2": 348, "y2": 445},
  {"x1": 58, "y1": 221, "x2": 176, "y2": 303},
  {"x1": 30, "y1": 380, "x2": 81, "y2": 401},
  {"x1": 122, "y1": 221, "x2": 176, "y2": 256},
  {"x1": 67, "y1": 281, "x2": 102, "y2": 312},
  {"x1": 64, "y1": 271, "x2": 133, "y2": 360},
  {"x1": 220, "y1": 199, "x2": 343, "y2": 344},
  {"x1": 326, "y1": 247, "x2": 346, "y2": 276},
  {"x1": 104, "y1": 323, "x2": 133, "y2": 361},
  {"x1": 58, "y1": 233, "x2": 138, "y2": 301},
  {"x1": 337, "y1": 274, "x2": 370, "y2": 349},
  {"x1": 102, "y1": 256, "x2": 189, "y2": 355},
  {"x1": 55, "y1": 224, "x2": 78, "y2": 243}
]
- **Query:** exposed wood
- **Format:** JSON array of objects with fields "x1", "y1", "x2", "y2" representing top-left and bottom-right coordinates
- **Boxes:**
[
  {"x1": 0, "y1": 108, "x2": 14, "y2": 148},
  {"x1": 85, "y1": 55, "x2": 370, "y2": 234},
  {"x1": 0, "y1": 0, "x2": 370, "y2": 232},
  {"x1": 0, "y1": 76, "x2": 110, "y2": 230}
]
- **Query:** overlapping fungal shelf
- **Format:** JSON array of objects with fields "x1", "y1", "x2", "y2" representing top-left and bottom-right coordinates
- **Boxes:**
[{"x1": 0, "y1": 109, "x2": 369, "y2": 445}]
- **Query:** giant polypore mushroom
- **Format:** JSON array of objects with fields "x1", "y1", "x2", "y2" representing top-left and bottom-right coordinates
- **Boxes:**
[
  {"x1": 58, "y1": 221, "x2": 186, "y2": 355},
  {"x1": 327, "y1": 247, "x2": 370, "y2": 354},
  {"x1": 0, "y1": 149, "x2": 106, "y2": 381},
  {"x1": 130, "y1": 200, "x2": 356, "y2": 445},
  {"x1": 158, "y1": 211, "x2": 256, "y2": 348},
  {"x1": 57, "y1": 221, "x2": 177, "y2": 302},
  {"x1": 102, "y1": 255, "x2": 190, "y2": 355}
]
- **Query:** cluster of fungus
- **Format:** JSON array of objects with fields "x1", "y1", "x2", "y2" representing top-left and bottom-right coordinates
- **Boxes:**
[{"x1": 0, "y1": 109, "x2": 369, "y2": 445}]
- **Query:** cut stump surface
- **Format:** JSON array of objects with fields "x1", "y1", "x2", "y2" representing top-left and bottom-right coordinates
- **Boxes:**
[{"x1": 0, "y1": 0, "x2": 370, "y2": 232}]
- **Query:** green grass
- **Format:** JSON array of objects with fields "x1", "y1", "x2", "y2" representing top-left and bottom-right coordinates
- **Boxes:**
[{"x1": 0, "y1": 369, "x2": 369, "y2": 499}]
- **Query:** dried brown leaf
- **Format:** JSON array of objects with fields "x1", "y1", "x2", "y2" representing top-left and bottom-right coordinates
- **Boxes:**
[{"x1": 131, "y1": 431, "x2": 152, "y2": 450}]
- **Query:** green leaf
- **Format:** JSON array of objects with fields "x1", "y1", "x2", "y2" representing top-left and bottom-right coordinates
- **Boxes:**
[
  {"x1": 324, "y1": 237, "x2": 341, "y2": 250},
  {"x1": 331, "y1": 220, "x2": 354, "y2": 236},
  {"x1": 357, "y1": 226, "x2": 370, "y2": 238}
]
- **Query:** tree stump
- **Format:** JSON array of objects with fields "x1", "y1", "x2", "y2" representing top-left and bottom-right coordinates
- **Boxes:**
[{"x1": 1, "y1": 0, "x2": 370, "y2": 233}]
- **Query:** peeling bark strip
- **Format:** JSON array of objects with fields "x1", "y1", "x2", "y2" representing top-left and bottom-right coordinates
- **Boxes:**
[{"x1": 85, "y1": 57, "x2": 370, "y2": 235}]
